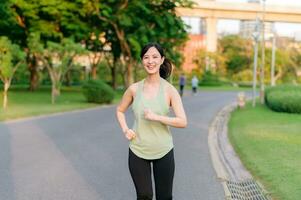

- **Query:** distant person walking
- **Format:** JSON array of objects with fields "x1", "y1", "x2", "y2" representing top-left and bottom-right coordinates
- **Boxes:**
[
  {"x1": 116, "y1": 43, "x2": 187, "y2": 200},
  {"x1": 179, "y1": 73, "x2": 186, "y2": 97},
  {"x1": 191, "y1": 75, "x2": 199, "y2": 96}
]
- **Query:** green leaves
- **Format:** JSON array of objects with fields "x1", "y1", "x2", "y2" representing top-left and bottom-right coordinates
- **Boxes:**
[
  {"x1": 27, "y1": 32, "x2": 44, "y2": 53},
  {"x1": 119, "y1": 14, "x2": 133, "y2": 27},
  {"x1": 0, "y1": 36, "x2": 24, "y2": 79},
  {"x1": 128, "y1": 37, "x2": 141, "y2": 59},
  {"x1": 219, "y1": 35, "x2": 252, "y2": 75},
  {"x1": 0, "y1": 38, "x2": 13, "y2": 78},
  {"x1": 46, "y1": 38, "x2": 86, "y2": 70},
  {"x1": 1, "y1": 0, "x2": 193, "y2": 86}
]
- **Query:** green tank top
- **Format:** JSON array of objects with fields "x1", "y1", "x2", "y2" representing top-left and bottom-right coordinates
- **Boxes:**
[{"x1": 130, "y1": 78, "x2": 173, "y2": 159}]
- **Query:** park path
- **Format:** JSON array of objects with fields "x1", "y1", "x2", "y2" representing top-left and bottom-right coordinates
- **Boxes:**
[{"x1": 0, "y1": 91, "x2": 239, "y2": 200}]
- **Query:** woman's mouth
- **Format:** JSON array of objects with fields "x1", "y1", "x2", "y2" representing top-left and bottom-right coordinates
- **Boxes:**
[{"x1": 147, "y1": 65, "x2": 155, "y2": 70}]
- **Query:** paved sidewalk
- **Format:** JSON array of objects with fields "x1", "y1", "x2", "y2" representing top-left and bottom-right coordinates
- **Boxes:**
[{"x1": 0, "y1": 91, "x2": 240, "y2": 200}]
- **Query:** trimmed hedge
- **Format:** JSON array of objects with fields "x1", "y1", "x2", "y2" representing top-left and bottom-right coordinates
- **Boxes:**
[
  {"x1": 265, "y1": 85, "x2": 301, "y2": 114},
  {"x1": 82, "y1": 80, "x2": 114, "y2": 104},
  {"x1": 199, "y1": 71, "x2": 222, "y2": 86}
]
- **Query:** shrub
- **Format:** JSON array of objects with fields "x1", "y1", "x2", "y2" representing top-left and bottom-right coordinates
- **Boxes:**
[
  {"x1": 265, "y1": 85, "x2": 301, "y2": 114},
  {"x1": 82, "y1": 79, "x2": 114, "y2": 104},
  {"x1": 232, "y1": 69, "x2": 253, "y2": 82},
  {"x1": 199, "y1": 71, "x2": 222, "y2": 86},
  {"x1": 237, "y1": 82, "x2": 253, "y2": 88}
]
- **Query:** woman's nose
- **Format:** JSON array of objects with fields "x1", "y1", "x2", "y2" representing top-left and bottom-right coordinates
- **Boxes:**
[{"x1": 147, "y1": 58, "x2": 154, "y2": 64}]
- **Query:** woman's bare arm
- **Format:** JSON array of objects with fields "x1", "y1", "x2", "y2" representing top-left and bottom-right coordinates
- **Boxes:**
[{"x1": 116, "y1": 84, "x2": 137, "y2": 140}]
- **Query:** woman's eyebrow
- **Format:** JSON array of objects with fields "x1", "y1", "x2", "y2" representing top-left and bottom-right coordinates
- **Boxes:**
[{"x1": 144, "y1": 53, "x2": 160, "y2": 57}]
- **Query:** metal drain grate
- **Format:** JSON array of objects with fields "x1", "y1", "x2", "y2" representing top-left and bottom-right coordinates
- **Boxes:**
[{"x1": 226, "y1": 179, "x2": 270, "y2": 200}]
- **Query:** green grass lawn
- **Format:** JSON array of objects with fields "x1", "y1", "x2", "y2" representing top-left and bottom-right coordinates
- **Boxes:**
[
  {"x1": 228, "y1": 103, "x2": 301, "y2": 200},
  {"x1": 199, "y1": 85, "x2": 252, "y2": 91},
  {"x1": 0, "y1": 86, "x2": 124, "y2": 121},
  {"x1": 171, "y1": 84, "x2": 253, "y2": 92}
]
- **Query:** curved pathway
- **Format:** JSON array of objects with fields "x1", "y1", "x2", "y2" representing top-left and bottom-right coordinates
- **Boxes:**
[{"x1": 0, "y1": 91, "x2": 240, "y2": 200}]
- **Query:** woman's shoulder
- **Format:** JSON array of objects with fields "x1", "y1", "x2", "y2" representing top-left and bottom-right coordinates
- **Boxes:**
[
  {"x1": 162, "y1": 79, "x2": 177, "y2": 93},
  {"x1": 127, "y1": 80, "x2": 143, "y2": 94}
]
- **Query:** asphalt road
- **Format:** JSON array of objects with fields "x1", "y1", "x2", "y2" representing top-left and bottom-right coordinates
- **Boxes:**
[{"x1": 0, "y1": 91, "x2": 240, "y2": 200}]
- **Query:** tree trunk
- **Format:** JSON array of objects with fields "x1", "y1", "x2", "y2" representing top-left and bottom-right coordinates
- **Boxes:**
[
  {"x1": 274, "y1": 70, "x2": 282, "y2": 84},
  {"x1": 49, "y1": 70, "x2": 61, "y2": 104},
  {"x1": 3, "y1": 81, "x2": 10, "y2": 109},
  {"x1": 126, "y1": 61, "x2": 134, "y2": 87},
  {"x1": 29, "y1": 65, "x2": 39, "y2": 91},
  {"x1": 51, "y1": 82, "x2": 60, "y2": 104},
  {"x1": 115, "y1": 28, "x2": 133, "y2": 87},
  {"x1": 27, "y1": 55, "x2": 39, "y2": 91},
  {"x1": 119, "y1": 58, "x2": 127, "y2": 88},
  {"x1": 91, "y1": 65, "x2": 98, "y2": 80},
  {"x1": 97, "y1": 12, "x2": 133, "y2": 87},
  {"x1": 65, "y1": 71, "x2": 72, "y2": 86},
  {"x1": 110, "y1": 65, "x2": 117, "y2": 89}
]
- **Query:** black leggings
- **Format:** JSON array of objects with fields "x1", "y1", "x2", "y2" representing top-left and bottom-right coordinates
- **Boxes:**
[{"x1": 128, "y1": 149, "x2": 175, "y2": 200}]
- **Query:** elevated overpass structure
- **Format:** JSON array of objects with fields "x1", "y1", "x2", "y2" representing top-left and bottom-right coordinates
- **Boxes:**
[{"x1": 177, "y1": 0, "x2": 301, "y2": 52}]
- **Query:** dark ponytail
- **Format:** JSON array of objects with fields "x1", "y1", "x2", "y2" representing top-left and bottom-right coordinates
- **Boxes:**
[
  {"x1": 159, "y1": 58, "x2": 172, "y2": 79},
  {"x1": 140, "y1": 43, "x2": 173, "y2": 80}
]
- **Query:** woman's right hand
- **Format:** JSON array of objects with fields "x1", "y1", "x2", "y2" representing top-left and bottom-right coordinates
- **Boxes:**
[{"x1": 124, "y1": 129, "x2": 136, "y2": 141}]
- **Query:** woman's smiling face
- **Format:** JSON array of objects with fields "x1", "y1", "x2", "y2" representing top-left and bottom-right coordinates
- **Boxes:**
[{"x1": 142, "y1": 47, "x2": 164, "y2": 75}]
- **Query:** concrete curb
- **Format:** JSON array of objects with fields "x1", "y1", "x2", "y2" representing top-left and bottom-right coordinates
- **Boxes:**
[{"x1": 208, "y1": 103, "x2": 253, "y2": 199}]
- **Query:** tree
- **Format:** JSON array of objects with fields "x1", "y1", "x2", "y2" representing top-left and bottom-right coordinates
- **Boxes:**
[
  {"x1": 193, "y1": 48, "x2": 226, "y2": 76},
  {"x1": 84, "y1": 0, "x2": 192, "y2": 87},
  {"x1": 291, "y1": 47, "x2": 301, "y2": 79},
  {"x1": 103, "y1": 52, "x2": 118, "y2": 89},
  {"x1": 0, "y1": 37, "x2": 25, "y2": 109},
  {"x1": 7, "y1": 0, "x2": 90, "y2": 90},
  {"x1": 219, "y1": 35, "x2": 252, "y2": 76},
  {"x1": 0, "y1": 0, "x2": 24, "y2": 42},
  {"x1": 85, "y1": 32, "x2": 108, "y2": 80},
  {"x1": 42, "y1": 39, "x2": 87, "y2": 104},
  {"x1": 28, "y1": 33, "x2": 87, "y2": 103},
  {"x1": 274, "y1": 47, "x2": 298, "y2": 83}
]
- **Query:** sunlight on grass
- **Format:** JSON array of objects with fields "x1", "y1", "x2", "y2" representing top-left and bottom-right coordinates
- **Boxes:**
[
  {"x1": 0, "y1": 87, "x2": 123, "y2": 121},
  {"x1": 228, "y1": 103, "x2": 301, "y2": 200}
]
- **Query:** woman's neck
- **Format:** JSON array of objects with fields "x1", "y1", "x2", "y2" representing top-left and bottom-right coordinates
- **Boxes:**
[{"x1": 145, "y1": 74, "x2": 161, "y2": 85}]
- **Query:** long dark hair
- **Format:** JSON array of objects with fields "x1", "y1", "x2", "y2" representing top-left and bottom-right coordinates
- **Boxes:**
[{"x1": 140, "y1": 43, "x2": 172, "y2": 80}]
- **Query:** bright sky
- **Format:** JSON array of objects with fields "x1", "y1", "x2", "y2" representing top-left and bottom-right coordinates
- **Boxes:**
[{"x1": 217, "y1": 0, "x2": 301, "y2": 38}]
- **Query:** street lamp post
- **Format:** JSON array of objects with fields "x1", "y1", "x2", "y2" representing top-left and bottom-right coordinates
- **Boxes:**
[
  {"x1": 252, "y1": 18, "x2": 260, "y2": 107},
  {"x1": 271, "y1": 27, "x2": 276, "y2": 86},
  {"x1": 260, "y1": 0, "x2": 266, "y2": 104}
]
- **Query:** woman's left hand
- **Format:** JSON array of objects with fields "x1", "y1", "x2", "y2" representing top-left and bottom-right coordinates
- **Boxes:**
[{"x1": 144, "y1": 108, "x2": 159, "y2": 121}]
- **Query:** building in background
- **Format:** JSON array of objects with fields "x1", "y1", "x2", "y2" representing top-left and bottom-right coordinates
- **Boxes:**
[
  {"x1": 178, "y1": 0, "x2": 301, "y2": 72},
  {"x1": 239, "y1": 0, "x2": 275, "y2": 39},
  {"x1": 181, "y1": 16, "x2": 206, "y2": 72},
  {"x1": 294, "y1": 31, "x2": 301, "y2": 41}
]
